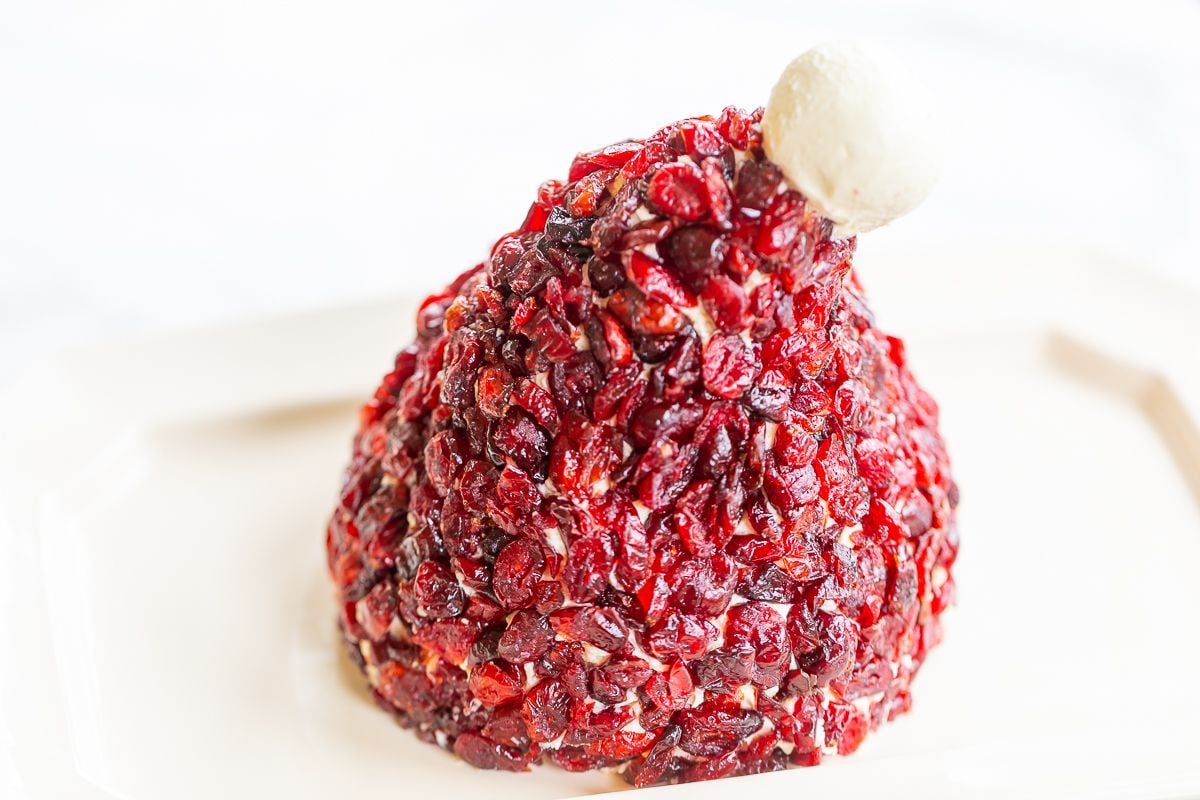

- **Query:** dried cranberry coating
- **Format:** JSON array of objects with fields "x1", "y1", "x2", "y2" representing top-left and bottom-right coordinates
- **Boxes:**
[{"x1": 326, "y1": 107, "x2": 959, "y2": 786}]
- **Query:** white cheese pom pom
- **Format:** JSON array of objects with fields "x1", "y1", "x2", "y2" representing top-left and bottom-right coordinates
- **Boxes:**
[{"x1": 762, "y1": 43, "x2": 940, "y2": 237}]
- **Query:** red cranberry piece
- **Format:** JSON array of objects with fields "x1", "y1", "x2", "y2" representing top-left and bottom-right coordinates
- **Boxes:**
[
  {"x1": 516, "y1": 307, "x2": 575, "y2": 364},
  {"x1": 553, "y1": 606, "x2": 629, "y2": 651},
  {"x1": 699, "y1": 158, "x2": 733, "y2": 228},
  {"x1": 358, "y1": 579, "x2": 398, "y2": 640},
  {"x1": 717, "y1": 105, "x2": 761, "y2": 150},
  {"x1": 549, "y1": 746, "x2": 608, "y2": 772},
  {"x1": 628, "y1": 724, "x2": 683, "y2": 787},
  {"x1": 469, "y1": 660, "x2": 524, "y2": 707},
  {"x1": 763, "y1": 458, "x2": 819, "y2": 514},
  {"x1": 488, "y1": 463, "x2": 542, "y2": 533},
  {"x1": 823, "y1": 699, "x2": 869, "y2": 756},
  {"x1": 834, "y1": 379, "x2": 870, "y2": 431},
  {"x1": 661, "y1": 226, "x2": 728, "y2": 292},
  {"x1": 691, "y1": 642, "x2": 753, "y2": 695},
  {"x1": 489, "y1": 409, "x2": 550, "y2": 479},
  {"x1": 411, "y1": 618, "x2": 477, "y2": 664},
  {"x1": 590, "y1": 492, "x2": 649, "y2": 592},
  {"x1": 592, "y1": 362, "x2": 644, "y2": 421},
  {"x1": 413, "y1": 561, "x2": 466, "y2": 619},
  {"x1": 593, "y1": 730, "x2": 660, "y2": 760},
  {"x1": 510, "y1": 379, "x2": 560, "y2": 434},
  {"x1": 647, "y1": 161, "x2": 710, "y2": 221},
  {"x1": 600, "y1": 657, "x2": 655, "y2": 690},
  {"x1": 734, "y1": 158, "x2": 783, "y2": 210},
  {"x1": 816, "y1": 432, "x2": 870, "y2": 525},
  {"x1": 694, "y1": 401, "x2": 749, "y2": 478},
  {"x1": 699, "y1": 274, "x2": 749, "y2": 333},
  {"x1": 499, "y1": 609, "x2": 555, "y2": 663},
  {"x1": 549, "y1": 416, "x2": 622, "y2": 502},
  {"x1": 644, "y1": 659, "x2": 695, "y2": 713},
  {"x1": 647, "y1": 611, "x2": 716, "y2": 661},
  {"x1": 550, "y1": 352, "x2": 601, "y2": 416},
  {"x1": 725, "y1": 601, "x2": 790, "y2": 678},
  {"x1": 607, "y1": 287, "x2": 685, "y2": 337},
  {"x1": 452, "y1": 732, "x2": 533, "y2": 771},
  {"x1": 623, "y1": 250, "x2": 694, "y2": 307},
  {"x1": 493, "y1": 538, "x2": 544, "y2": 609},
  {"x1": 569, "y1": 141, "x2": 642, "y2": 182},
  {"x1": 586, "y1": 255, "x2": 626, "y2": 296},
  {"x1": 701, "y1": 334, "x2": 759, "y2": 399},
  {"x1": 543, "y1": 206, "x2": 595, "y2": 246},
  {"x1": 668, "y1": 553, "x2": 737, "y2": 615},
  {"x1": 754, "y1": 192, "x2": 806, "y2": 258},
  {"x1": 672, "y1": 120, "x2": 728, "y2": 161},
  {"x1": 563, "y1": 533, "x2": 615, "y2": 604},
  {"x1": 795, "y1": 609, "x2": 859, "y2": 689},
  {"x1": 681, "y1": 752, "x2": 740, "y2": 783},
  {"x1": 475, "y1": 365, "x2": 514, "y2": 419},
  {"x1": 522, "y1": 679, "x2": 572, "y2": 742},
  {"x1": 636, "y1": 441, "x2": 698, "y2": 512},
  {"x1": 482, "y1": 707, "x2": 533, "y2": 749},
  {"x1": 629, "y1": 400, "x2": 704, "y2": 449},
  {"x1": 672, "y1": 480, "x2": 726, "y2": 557},
  {"x1": 676, "y1": 701, "x2": 763, "y2": 756},
  {"x1": 738, "y1": 564, "x2": 798, "y2": 604}
]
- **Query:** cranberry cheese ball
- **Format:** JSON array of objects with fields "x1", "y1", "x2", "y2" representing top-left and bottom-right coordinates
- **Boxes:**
[{"x1": 326, "y1": 48, "x2": 957, "y2": 787}]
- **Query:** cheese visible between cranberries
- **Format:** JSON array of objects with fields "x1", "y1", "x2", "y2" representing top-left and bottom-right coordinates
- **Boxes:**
[{"x1": 326, "y1": 105, "x2": 958, "y2": 786}]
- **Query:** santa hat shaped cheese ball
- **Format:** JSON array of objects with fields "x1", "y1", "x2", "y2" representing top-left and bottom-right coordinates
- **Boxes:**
[{"x1": 326, "y1": 43, "x2": 958, "y2": 786}]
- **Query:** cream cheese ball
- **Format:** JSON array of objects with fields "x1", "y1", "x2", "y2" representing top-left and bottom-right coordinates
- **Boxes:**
[
  {"x1": 326, "y1": 48, "x2": 958, "y2": 787},
  {"x1": 762, "y1": 43, "x2": 941, "y2": 236}
]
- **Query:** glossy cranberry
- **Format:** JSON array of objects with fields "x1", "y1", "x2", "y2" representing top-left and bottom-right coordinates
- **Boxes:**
[
  {"x1": 413, "y1": 562, "x2": 466, "y2": 619},
  {"x1": 469, "y1": 660, "x2": 524, "y2": 707},
  {"x1": 488, "y1": 409, "x2": 550, "y2": 478},
  {"x1": 668, "y1": 553, "x2": 737, "y2": 615},
  {"x1": 700, "y1": 274, "x2": 749, "y2": 332},
  {"x1": 734, "y1": 158, "x2": 783, "y2": 210},
  {"x1": 647, "y1": 161, "x2": 710, "y2": 221},
  {"x1": 725, "y1": 602, "x2": 790, "y2": 678},
  {"x1": 661, "y1": 226, "x2": 728, "y2": 292},
  {"x1": 676, "y1": 701, "x2": 764, "y2": 756},
  {"x1": 522, "y1": 679, "x2": 572, "y2": 742},
  {"x1": 702, "y1": 333, "x2": 758, "y2": 399},
  {"x1": 492, "y1": 538, "x2": 544, "y2": 609}
]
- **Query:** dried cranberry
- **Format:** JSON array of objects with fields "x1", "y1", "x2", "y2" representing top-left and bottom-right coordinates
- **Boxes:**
[
  {"x1": 661, "y1": 226, "x2": 728, "y2": 292},
  {"x1": 676, "y1": 701, "x2": 763, "y2": 756},
  {"x1": 413, "y1": 561, "x2": 466, "y2": 619},
  {"x1": 647, "y1": 161, "x2": 710, "y2": 221},
  {"x1": 493, "y1": 538, "x2": 544, "y2": 609},
  {"x1": 702, "y1": 334, "x2": 759, "y2": 399},
  {"x1": 469, "y1": 660, "x2": 524, "y2": 707}
]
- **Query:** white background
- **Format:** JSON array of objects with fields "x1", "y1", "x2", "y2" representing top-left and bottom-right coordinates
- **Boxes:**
[{"x1": 1, "y1": 0, "x2": 1198, "y2": 378}]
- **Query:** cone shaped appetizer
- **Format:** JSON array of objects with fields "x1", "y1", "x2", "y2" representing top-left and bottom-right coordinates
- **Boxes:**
[{"x1": 326, "y1": 44, "x2": 958, "y2": 786}]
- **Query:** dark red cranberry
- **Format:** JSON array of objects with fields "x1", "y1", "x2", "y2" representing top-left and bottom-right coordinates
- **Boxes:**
[
  {"x1": 676, "y1": 701, "x2": 763, "y2": 756},
  {"x1": 413, "y1": 561, "x2": 466, "y2": 619},
  {"x1": 661, "y1": 226, "x2": 728, "y2": 292},
  {"x1": 493, "y1": 538, "x2": 544, "y2": 609}
]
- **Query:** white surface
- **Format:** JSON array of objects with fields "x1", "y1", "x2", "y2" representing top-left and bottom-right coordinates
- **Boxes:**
[
  {"x1": 763, "y1": 43, "x2": 940, "y2": 236},
  {"x1": 2, "y1": 246, "x2": 1199, "y2": 798},
  {"x1": 1, "y1": 0, "x2": 1199, "y2": 377}
]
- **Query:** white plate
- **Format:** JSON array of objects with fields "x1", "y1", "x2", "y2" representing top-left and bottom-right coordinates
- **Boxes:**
[{"x1": 2, "y1": 245, "x2": 1199, "y2": 799}]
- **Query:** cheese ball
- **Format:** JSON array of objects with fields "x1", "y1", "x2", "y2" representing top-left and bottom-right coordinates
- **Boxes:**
[{"x1": 326, "y1": 106, "x2": 958, "y2": 786}]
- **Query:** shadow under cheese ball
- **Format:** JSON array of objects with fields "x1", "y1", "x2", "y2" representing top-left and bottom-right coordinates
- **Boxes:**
[{"x1": 326, "y1": 84, "x2": 958, "y2": 785}]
